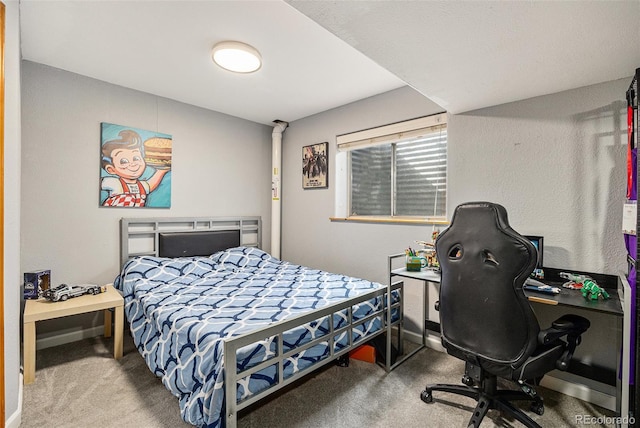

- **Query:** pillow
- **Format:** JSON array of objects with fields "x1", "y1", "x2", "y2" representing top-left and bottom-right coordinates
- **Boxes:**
[{"x1": 210, "y1": 246, "x2": 272, "y2": 270}]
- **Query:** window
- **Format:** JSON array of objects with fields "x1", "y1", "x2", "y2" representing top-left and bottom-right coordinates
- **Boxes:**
[{"x1": 337, "y1": 113, "x2": 447, "y2": 221}]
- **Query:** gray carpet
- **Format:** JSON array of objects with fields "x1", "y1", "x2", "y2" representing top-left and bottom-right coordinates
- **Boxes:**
[{"x1": 21, "y1": 335, "x2": 615, "y2": 427}]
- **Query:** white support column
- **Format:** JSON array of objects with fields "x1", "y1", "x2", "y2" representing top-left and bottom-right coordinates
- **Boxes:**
[{"x1": 271, "y1": 120, "x2": 288, "y2": 259}]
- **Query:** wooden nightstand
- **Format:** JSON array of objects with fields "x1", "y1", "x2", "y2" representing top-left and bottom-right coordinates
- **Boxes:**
[{"x1": 23, "y1": 284, "x2": 124, "y2": 384}]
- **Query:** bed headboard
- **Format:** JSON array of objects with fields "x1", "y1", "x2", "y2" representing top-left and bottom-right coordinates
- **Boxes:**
[{"x1": 120, "y1": 216, "x2": 261, "y2": 267}]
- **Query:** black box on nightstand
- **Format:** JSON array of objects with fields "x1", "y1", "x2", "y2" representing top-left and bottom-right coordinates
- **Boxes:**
[{"x1": 23, "y1": 270, "x2": 51, "y2": 299}]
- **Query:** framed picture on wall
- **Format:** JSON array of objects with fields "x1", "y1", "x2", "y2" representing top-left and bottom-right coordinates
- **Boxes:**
[
  {"x1": 99, "y1": 122, "x2": 172, "y2": 208},
  {"x1": 302, "y1": 142, "x2": 328, "y2": 189}
]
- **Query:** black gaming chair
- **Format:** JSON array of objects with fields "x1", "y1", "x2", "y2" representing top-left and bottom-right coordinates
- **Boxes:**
[{"x1": 421, "y1": 202, "x2": 590, "y2": 428}]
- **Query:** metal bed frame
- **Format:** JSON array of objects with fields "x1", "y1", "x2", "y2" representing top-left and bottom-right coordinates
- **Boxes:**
[
  {"x1": 224, "y1": 282, "x2": 403, "y2": 427},
  {"x1": 120, "y1": 216, "x2": 262, "y2": 267},
  {"x1": 120, "y1": 216, "x2": 404, "y2": 428}
]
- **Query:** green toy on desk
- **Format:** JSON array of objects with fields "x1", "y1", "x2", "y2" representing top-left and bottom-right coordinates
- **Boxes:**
[
  {"x1": 581, "y1": 279, "x2": 610, "y2": 301},
  {"x1": 559, "y1": 271, "x2": 610, "y2": 300}
]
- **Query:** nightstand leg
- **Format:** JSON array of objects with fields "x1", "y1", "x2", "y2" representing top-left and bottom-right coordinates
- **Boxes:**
[
  {"x1": 114, "y1": 305, "x2": 123, "y2": 360},
  {"x1": 24, "y1": 321, "x2": 36, "y2": 384},
  {"x1": 104, "y1": 309, "x2": 112, "y2": 338}
]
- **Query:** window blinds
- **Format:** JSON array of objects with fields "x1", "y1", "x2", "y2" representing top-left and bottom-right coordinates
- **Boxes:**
[
  {"x1": 337, "y1": 113, "x2": 446, "y2": 152},
  {"x1": 351, "y1": 145, "x2": 392, "y2": 215},
  {"x1": 395, "y1": 129, "x2": 447, "y2": 216},
  {"x1": 344, "y1": 113, "x2": 447, "y2": 217}
]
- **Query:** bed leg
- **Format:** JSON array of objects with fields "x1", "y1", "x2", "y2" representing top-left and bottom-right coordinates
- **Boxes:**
[{"x1": 336, "y1": 354, "x2": 350, "y2": 367}]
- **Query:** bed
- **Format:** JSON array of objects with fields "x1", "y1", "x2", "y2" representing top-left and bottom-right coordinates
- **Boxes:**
[{"x1": 115, "y1": 217, "x2": 403, "y2": 428}]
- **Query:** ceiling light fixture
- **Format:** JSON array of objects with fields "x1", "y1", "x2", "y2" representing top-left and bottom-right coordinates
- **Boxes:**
[{"x1": 211, "y1": 41, "x2": 262, "y2": 74}]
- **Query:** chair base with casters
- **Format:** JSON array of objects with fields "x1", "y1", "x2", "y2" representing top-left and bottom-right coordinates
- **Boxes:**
[
  {"x1": 421, "y1": 313, "x2": 590, "y2": 428},
  {"x1": 421, "y1": 363, "x2": 545, "y2": 428}
]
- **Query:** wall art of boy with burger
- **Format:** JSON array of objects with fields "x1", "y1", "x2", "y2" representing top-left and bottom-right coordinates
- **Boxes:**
[{"x1": 99, "y1": 122, "x2": 172, "y2": 208}]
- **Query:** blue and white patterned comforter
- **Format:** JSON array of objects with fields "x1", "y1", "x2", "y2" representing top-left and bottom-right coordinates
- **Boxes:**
[{"x1": 114, "y1": 247, "x2": 391, "y2": 427}]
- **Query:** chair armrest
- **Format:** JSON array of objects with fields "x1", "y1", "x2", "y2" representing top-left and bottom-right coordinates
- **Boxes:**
[
  {"x1": 538, "y1": 314, "x2": 590, "y2": 345},
  {"x1": 538, "y1": 314, "x2": 590, "y2": 371}
]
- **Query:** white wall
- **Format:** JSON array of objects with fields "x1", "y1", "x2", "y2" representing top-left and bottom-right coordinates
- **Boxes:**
[
  {"x1": 281, "y1": 79, "x2": 630, "y2": 374},
  {"x1": 448, "y1": 79, "x2": 629, "y2": 275},
  {"x1": 20, "y1": 61, "x2": 273, "y2": 336},
  {"x1": 4, "y1": 1, "x2": 22, "y2": 425}
]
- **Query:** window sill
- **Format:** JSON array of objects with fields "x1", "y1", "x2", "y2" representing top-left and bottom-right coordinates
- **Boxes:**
[{"x1": 329, "y1": 216, "x2": 449, "y2": 225}]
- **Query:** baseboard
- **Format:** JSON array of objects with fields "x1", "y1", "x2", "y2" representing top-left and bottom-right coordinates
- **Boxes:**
[
  {"x1": 540, "y1": 372, "x2": 616, "y2": 412},
  {"x1": 406, "y1": 330, "x2": 617, "y2": 412},
  {"x1": 6, "y1": 373, "x2": 23, "y2": 428},
  {"x1": 403, "y1": 329, "x2": 445, "y2": 352},
  {"x1": 36, "y1": 325, "x2": 104, "y2": 350}
]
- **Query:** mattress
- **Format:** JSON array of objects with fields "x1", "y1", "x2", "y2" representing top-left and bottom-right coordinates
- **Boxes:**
[{"x1": 114, "y1": 246, "x2": 396, "y2": 427}]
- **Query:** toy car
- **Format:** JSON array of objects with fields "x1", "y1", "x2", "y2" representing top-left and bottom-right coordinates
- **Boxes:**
[{"x1": 43, "y1": 284, "x2": 106, "y2": 302}]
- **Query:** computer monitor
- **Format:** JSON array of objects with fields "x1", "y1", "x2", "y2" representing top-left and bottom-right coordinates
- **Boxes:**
[{"x1": 525, "y1": 235, "x2": 544, "y2": 269}]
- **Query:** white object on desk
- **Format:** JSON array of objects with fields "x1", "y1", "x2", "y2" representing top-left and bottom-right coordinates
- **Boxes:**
[{"x1": 524, "y1": 278, "x2": 561, "y2": 294}]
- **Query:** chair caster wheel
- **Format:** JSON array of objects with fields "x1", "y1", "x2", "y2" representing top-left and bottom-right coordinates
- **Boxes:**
[
  {"x1": 462, "y1": 375, "x2": 474, "y2": 386},
  {"x1": 420, "y1": 390, "x2": 433, "y2": 403},
  {"x1": 530, "y1": 401, "x2": 544, "y2": 416}
]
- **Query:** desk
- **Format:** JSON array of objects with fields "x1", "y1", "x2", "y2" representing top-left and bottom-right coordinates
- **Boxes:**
[
  {"x1": 385, "y1": 256, "x2": 441, "y2": 372},
  {"x1": 23, "y1": 284, "x2": 124, "y2": 384},
  {"x1": 390, "y1": 265, "x2": 623, "y2": 317},
  {"x1": 386, "y1": 254, "x2": 629, "y2": 417},
  {"x1": 521, "y1": 267, "x2": 623, "y2": 317}
]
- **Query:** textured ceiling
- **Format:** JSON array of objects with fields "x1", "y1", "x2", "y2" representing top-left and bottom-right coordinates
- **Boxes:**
[
  {"x1": 19, "y1": 0, "x2": 640, "y2": 125},
  {"x1": 19, "y1": 0, "x2": 405, "y2": 125},
  {"x1": 289, "y1": 0, "x2": 640, "y2": 113}
]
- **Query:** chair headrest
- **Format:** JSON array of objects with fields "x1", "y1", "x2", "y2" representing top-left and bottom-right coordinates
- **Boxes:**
[{"x1": 435, "y1": 201, "x2": 539, "y2": 366}]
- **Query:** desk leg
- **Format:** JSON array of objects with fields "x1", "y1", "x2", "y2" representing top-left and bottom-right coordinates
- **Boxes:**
[
  {"x1": 114, "y1": 305, "x2": 124, "y2": 360},
  {"x1": 397, "y1": 311, "x2": 404, "y2": 355},
  {"x1": 423, "y1": 281, "x2": 428, "y2": 347},
  {"x1": 386, "y1": 282, "x2": 392, "y2": 372},
  {"x1": 104, "y1": 308, "x2": 112, "y2": 338},
  {"x1": 24, "y1": 321, "x2": 36, "y2": 384},
  {"x1": 386, "y1": 256, "x2": 393, "y2": 372}
]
